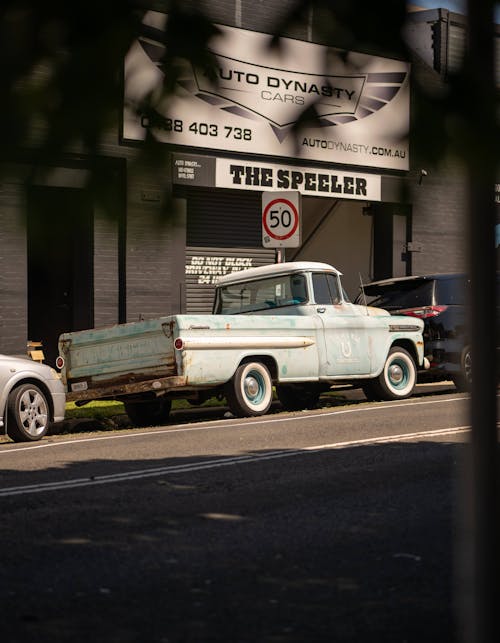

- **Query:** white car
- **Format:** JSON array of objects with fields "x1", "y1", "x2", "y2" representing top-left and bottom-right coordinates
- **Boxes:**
[{"x1": 0, "y1": 354, "x2": 66, "y2": 442}]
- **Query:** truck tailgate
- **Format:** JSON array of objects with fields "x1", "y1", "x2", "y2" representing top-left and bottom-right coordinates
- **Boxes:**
[{"x1": 59, "y1": 317, "x2": 177, "y2": 395}]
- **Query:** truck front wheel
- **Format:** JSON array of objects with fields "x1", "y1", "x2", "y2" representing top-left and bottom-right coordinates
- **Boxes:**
[
  {"x1": 124, "y1": 397, "x2": 172, "y2": 427},
  {"x1": 225, "y1": 361, "x2": 273, "y2": 417},
  {"x1": 369, "y1": 346, "x2": 416, "y2": 400}
]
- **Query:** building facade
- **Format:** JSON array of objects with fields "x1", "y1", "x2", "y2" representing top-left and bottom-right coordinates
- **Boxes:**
[{"x1": 0, "y1": 2, "x2": 497, "y2": 365}]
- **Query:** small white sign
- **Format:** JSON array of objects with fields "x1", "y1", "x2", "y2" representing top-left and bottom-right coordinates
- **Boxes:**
[{"x1": 262, "y1": 191, "x2": 301, "y2": 248}]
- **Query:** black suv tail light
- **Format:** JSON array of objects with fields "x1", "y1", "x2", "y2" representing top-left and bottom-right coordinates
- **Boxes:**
[{"x1": 399, "y1": 305, "x2": 448, "y2": 319}]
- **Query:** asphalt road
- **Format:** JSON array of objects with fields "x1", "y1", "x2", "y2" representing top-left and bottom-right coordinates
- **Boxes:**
[{"x1": 0, "y1": 384, "x2": 473, "y2": 643}]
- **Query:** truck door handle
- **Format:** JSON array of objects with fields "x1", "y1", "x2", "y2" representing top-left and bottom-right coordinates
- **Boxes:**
[{"x1": 317, "y1": 307, "x2": 326, "y2": 313}]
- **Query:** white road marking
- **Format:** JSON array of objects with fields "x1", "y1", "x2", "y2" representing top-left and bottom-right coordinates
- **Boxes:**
[
  {"x1": 0, "y1": 395, "x2": 467, "y2": 455},
  {"x1": 0, "y1": 425, "x2": 469, "y2": 497}
]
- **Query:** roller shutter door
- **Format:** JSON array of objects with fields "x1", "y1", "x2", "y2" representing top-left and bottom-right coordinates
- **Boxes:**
[
  {"x1": 186, "y1": 187, "x2": 262, "y2": 246},
  {"x1": 185, "y1": 188, "x2": 275, "y2": 312}
]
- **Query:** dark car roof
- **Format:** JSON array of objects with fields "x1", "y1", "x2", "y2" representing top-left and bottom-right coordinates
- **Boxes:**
[{"x1": 361, "y1": 273, "x2": 466, "y2": 287}]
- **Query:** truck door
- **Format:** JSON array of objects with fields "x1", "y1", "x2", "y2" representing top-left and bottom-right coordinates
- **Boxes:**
[{"x1": 312, "y1": 272, "x2": 371, "y2": 376}]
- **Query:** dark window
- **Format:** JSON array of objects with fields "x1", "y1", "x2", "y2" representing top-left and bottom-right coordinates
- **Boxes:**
[
  {"x1": 312, "y1": 273, "x2": 341, "y2": 305},
  {"x1": 362, "y1": 279, "x2": 435, "y2": 309},
  {"x1": 435, "y1": 277, "x2": 468, "y2": 305},
  {"x1": 360, "y1": 274, "x2": 472, "y2": 309}
]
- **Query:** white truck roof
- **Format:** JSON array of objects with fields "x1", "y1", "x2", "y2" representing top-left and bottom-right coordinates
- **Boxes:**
[{"x1": 216, "y1": 261, "x2": 342, "y2": 286}]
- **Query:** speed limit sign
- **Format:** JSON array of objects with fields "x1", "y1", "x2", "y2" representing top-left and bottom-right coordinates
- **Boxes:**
[{"x1": 262, "y1": 191, "x2": 301, "y2": 248}]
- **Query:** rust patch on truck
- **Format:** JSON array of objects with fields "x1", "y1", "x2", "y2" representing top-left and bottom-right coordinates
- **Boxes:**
[
  {"x1": 161, "y1": 321, "x2": 176, "y2": 338},
  {"x1": 66, "y1": 375, "x2": 188, "y2": 403}
]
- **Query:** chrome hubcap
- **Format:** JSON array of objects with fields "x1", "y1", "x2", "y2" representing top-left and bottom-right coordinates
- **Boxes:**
[
  {"x1": 389, "y1": 364, "x2": 404, "y2": 384},
  {"x1": 244, "y1": 376, "x2": 260, "y2": 398}
]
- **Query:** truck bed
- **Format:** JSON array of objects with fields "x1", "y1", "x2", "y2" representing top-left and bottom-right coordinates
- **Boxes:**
[{"x1": 59, "y1": 317, "x2": 178, "y2": 401}]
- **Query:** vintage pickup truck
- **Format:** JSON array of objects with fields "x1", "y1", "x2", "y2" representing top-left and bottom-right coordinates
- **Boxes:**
[{"x1": 57, "y1": 261, "x2": 426, "y2": 426}]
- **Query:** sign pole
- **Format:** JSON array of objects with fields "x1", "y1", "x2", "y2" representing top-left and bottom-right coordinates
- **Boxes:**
[{"x1": 275, "y1": 249, "x2": 285, "y2": 263}]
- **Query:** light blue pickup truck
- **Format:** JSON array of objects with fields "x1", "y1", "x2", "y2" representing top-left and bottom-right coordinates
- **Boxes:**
[{"x1": 57, "y1": 262, "x2": 426, "y2": 426}]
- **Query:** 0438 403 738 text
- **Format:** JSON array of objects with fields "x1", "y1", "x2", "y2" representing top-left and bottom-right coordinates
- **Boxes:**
[{"x1": 140, "y1": 115, "x2": 252, "y2": 140}]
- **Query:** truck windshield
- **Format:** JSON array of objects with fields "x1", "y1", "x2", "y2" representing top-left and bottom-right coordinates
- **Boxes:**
[{"x1": 214, "y1": 273, "x2": 308, "y2": 314}]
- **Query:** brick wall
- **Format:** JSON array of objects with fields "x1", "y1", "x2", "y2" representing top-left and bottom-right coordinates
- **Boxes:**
[
  {"x1": 409, "y1": 160, "x2": 467, "y2": 275},
  {"x1": 125, "y1": 159, "x2": 185, "y2": 320},
  {"x1": 408, "y1": 55, "x2": 468, "y2": 275},
  {"x1": 0, "y1": 172, "x2": 28, "y2": 354},
  {"x1": 93, "y1": 211, "x2": 120, "y2": 328},
  {"x1": 182, "y1": 0, "x2": 310, "y2": 38}
]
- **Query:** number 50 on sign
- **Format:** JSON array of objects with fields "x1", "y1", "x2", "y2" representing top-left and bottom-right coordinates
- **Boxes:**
[{"x1": 262, "y1": 191, "x2": 301, "y2": 248}]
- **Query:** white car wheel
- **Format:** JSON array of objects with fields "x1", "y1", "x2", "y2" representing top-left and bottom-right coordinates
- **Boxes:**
[{"x1": 7, "y1": 383, "x2": 50, "y2": 442}]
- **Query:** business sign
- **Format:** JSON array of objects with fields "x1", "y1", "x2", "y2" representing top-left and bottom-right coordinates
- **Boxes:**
[
  {"x1": 125, "y1": 12, "x2": 410, "y2": 171},
  {"x1": 171, "y1": 153, "x2": 382, "y2": 201},
  {"x1": 262, "y1": 192, "x2": 301, "y2": 248},
  {"x1": 216, "y1": 158, "x2": 381, "y2": 200}
]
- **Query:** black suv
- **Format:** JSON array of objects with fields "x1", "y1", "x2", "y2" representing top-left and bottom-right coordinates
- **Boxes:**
[{"x1": 355, "y1": 274, "x2": 471, "y2": 390}]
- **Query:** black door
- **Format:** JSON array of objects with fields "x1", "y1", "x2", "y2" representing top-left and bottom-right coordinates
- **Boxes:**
[{"x1": 27, "y1": 186, "x2": 94, "y2": 366}]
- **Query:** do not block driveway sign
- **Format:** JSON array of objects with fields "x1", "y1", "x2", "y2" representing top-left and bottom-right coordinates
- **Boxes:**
[{"x1": 262, "y1": 191, "x2": 301, "y2": 248}]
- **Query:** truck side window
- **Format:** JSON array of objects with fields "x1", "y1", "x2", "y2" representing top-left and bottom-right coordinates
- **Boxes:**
[
  {"x1": 327, "y1": 274, "x2": 342, "y2": 303},
  {"x1": 290, "y1": 275, "x2": 307, "y2": 303},
  {"x1": 312, "y1": 273, "x2": 341, "y2": 305}
]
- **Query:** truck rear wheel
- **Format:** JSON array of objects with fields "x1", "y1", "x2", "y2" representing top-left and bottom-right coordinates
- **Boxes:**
[
  {"x1": 370, "y1": 346, "x2": 416, "y2": 400},
  {"x1": 124, "y1": 397, "x2": 172, "y2": 427},
  {"x1": 225, "y1": 361, "x2": 273, "y2": 417}
]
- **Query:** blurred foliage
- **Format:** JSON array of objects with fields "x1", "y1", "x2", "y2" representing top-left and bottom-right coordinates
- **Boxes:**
[
  {"x1": 1, "y1": 0, "x2": 142, "y2": 159},
  {"x1": 0, "y1": 0, "x2": 497, "y2": 197}
]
